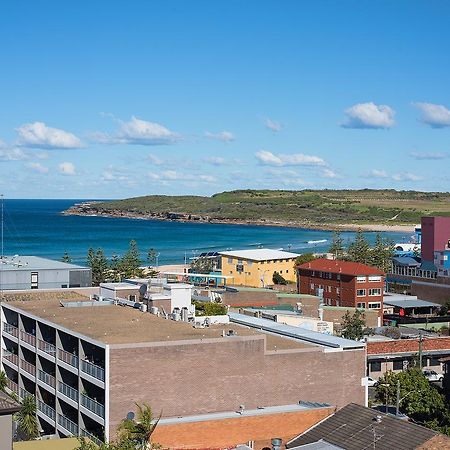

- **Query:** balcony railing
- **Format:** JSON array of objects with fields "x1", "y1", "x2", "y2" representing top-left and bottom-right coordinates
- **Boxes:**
[
  {"x1": 58, "y1": 381, "x2": 79, "y2": 402},
  {"x1": 4, "y1": 352, "x2": 18, "y2": 366},
  {"x1": 58, "y1": 413, "x2": 79, "y2": 435},
  {"x1": 38, "y1": 339, "x2": 56, "y2": 356},
  {"x1": 21, "y1": 359, "x2": 36, "y2": 377},
  {"x1": 38, "y1": 369, "x2": 56, "y2": 388},
  {"x1": 3, "y1": 323, "x2": 19, "y2": 338},
  {"x1": 37, "y1": 399, "x2": 56, "y2": 421},
  {"x1": 6, "y1": 378, "x2": 19, "y2": 394},
  {"x1": 20, "y1": 388, "x2": 34, "y2": 400},
  {"x1": 58, "y1": 348, "x2": 79, "y2": 368},
  {"x1": 81, "y1": 393, "x2": 105, "y2": 418},
  {"x1": 81, "y1": 360, "x2": 105, "y2": 382},
  {"x1": 20, "y1": 330, "x2": 36, "y2": 347},
  {"x1": 80, "y1": 429, "x2": 103, "y2": 446}
]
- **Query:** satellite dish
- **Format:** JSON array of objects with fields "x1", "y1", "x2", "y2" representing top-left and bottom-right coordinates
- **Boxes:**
[{"x1": 126, "y1": 411, "x2": 135, "y2": 421}]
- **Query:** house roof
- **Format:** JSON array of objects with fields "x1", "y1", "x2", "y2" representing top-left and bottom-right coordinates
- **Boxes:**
[
  {"x1": 286, "y1": 403, "x2": 444, "y2": 450},
  {"x1": 297, "y1": 259, "x2": 384, "y2": 276},
  {"x1": 0, "y1": 391, "x2": 21, "y2": 415},
  {"x1": 0, "y1": 255, "x2": 88, "y2": 271},
  {"x1": 392, "y1": 256, "x2": 421, "y2": 267},
  {"x1": 219, "y1": 248, "x2": 300, "y2": 261}
]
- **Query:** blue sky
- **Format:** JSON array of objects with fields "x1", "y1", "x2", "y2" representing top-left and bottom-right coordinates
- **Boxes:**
[{"x1": 1, "y1": 0, "x2": 450, "y2": 198}]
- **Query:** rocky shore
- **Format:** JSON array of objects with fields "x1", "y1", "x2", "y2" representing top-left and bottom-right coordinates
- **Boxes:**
[{"x1": 62, "y1": 202, "x2": 415, "y2": 233}]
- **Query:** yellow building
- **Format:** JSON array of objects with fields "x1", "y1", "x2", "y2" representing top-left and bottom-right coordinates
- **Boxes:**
[{"x1": 219, "y1": 249, "x2": 299, "y2": 288}]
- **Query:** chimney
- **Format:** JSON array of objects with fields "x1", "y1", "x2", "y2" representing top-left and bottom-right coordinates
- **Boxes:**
[{"x1": 272, "y1": 438, "x2": 282, "y2": 450}]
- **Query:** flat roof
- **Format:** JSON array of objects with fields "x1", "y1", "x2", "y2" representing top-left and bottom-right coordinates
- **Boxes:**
[
  {"x1": 219, "y1": 248, "x2": 300, "y2": 261},
  {"x1": 164, "y1": 272, "x2": 234, "y2": 279},
  {"x1": 383, "y1": 298, "x2": 440, "y2": 308},
  {"x1": 100, "y1": 282, "x2": 140, "y2": 290},
  {"x1": 0, "y1": 255, "x2": 88, "y2": 271},
  {"x1": 3, "y1": 297, "x2": 311, "y2": 349}
]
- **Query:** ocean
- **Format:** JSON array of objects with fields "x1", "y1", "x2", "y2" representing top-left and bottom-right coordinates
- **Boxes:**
[{"x1": 2, "y1": 199, "x2": 411, "y2": 265}]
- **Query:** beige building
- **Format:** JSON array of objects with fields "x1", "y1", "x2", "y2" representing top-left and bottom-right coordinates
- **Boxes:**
[{"x1": 219, "y1": 249, "x2": 299, "y2": 287}]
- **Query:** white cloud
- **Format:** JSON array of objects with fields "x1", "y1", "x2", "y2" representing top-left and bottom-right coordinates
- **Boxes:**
[
  {"x1": 59, "y1": 162, "x2": 76, "y2": 176},
  {"x1": 205, "y1": 131, "x2": 235, "y2": 142},
  {"x1": 322, "y1": 168, "x2": 339, "y2": 178},
  {"x1": 0, "y1": 141, "x2": 27, "y2": 161},
  {"x1": 16, "y1": 122, "x2": 82, "y2": 149},
  {"x1": 93, "y1": 116, "x2": 179, "y2": 145},
  {"x1": 413, "y1": 102, "x2": 450, "y2": 128},
  {"x1": 148, "y1": 170, "x2": 216, "y2": 183},
  {"x1": 204, "y1": 156, "x2": 226, "y2": 166},
  {"x1": 255, "y1": 150, "x2": 326, "y2": 167},
  {"x1": 369, "y1": 169, "x2": 389, "y2": 178},
  {"x1": 265, "y1": 118, "x2": 282, "y2": 132},
  {"x1": 410, "y1": 151, "x2": 447, "y2": 160},
  {"x1": 392, "y1": 172, "x2": 423, "y2": 182},
  {"x1": 341, "y1": 102, "x2": 395, "y2": 129},
  {"x1": 26, "y1": 162, "x2": 49, "y2": 174}
]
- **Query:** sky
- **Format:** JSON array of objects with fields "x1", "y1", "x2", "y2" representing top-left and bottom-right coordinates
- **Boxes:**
[{"x1": 1, "y1": 0, "x2": 450, "y2": 199}]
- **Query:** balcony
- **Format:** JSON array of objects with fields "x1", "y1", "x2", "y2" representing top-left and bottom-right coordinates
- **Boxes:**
[
  {"x1": 37, "y1": 399, "x2": 56, "y2": 421},
  {"x1": 6, "y1": 378, "x2": 19, "y2": 394},
  {"x1": 38, "y1": 369, "x2": 56, "y2": 389},
  {"x1": 58, "y1": 348, "x2": 79, "y2": 368},
  {"x1": 38, "y1": 339, "x2": 56, "y2": 356},
  {"x1": 81, "y1": 393, "x2": 105, "y2": 418},
  {"x1": 58, "y1": 381, "x2": 79, "y2": 403},
  {"x1": 80, "y1": 429, "x2": 103, "y2": 446},
  {"x1": 21, "y1": 359, "x2": 36, "y2": 377},
  {"x1": 20, "y1": 330, "x2": 36, "y2": 347},
  {"x1": 58, "y1": 413, "x2": 79, "y2": 435},
  {"x1": 81, "y1": 360, "x2": 105, "y2": 382},
  {"x1": 3, "y1": 352, "x2": 18, "y2": 367},
  {"x1": 3, "y1": 323, "x2": 19, "y2": 338},
  {"x1": 20, "y1": 388, "x2": 35, "y2": 400}
]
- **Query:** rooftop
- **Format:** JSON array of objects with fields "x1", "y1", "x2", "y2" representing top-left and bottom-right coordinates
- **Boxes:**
[
  {"x1": 219, "y1": 248, "x2": 300, "y2": 261},
  {"x1": 297, "y1": 258, "x2": 384, "y2": 276},
  {"x1": 0, "y1": 391, "x2": 21, "y2": 415},
  {"x1": 3, "y1": 296, "x2": 311, "y2": 349},
  {"x1": 383, "y1": 297, "x2": 441, "y2": 309},
  {"x1": 0, "y1": 255, "x2": 88, "y2": 271}
]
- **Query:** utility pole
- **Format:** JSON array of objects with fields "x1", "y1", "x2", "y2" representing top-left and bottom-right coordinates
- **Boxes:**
[
  {"x1": 396, "y1": 379, "x2": 400, "y2": 416},
  {"x1": 419, "y1": 334, "x2": 424, "y2": 370}
]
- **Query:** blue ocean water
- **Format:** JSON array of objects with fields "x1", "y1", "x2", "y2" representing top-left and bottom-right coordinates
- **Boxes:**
[{"x1": 2, "y1": 199, "x2": 412, "y2": 265}]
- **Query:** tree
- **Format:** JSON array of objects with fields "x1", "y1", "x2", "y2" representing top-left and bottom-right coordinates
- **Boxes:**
[
  {"x1": 272, "y1": 271, "x2": 287, "y2": 285},
  {"x1": 329, "y1": 231, "x2": 344, "y2": 259},
  {"x1": 294, "y1": 253, "x2": 316, "y2": 266},
  {"x1": 147, "y1": 248, "x2": 158, "y2": 267},
  {"x1": 15, "y1": 395, "x2": 39, "y2": 440},
  {"x1": 77, "y1": 437, "x2": 135, "y2": 450},
  {"x1": 117, "y1": 403, "x2": 161, "y2": 450},
  {"x1": 370, "y1": 233, "x2": 394, "y2": 273},
  {"x1": 87, "y1": 247, "x2": 109, "y2": 286},
  {"x1": 346, "y1": 229, "x2": 370, "y2": 264},
  {"x1": 61, "y1": 251, "x2": 72, "y2": 263},
  {"x1": 190, "y1": 257, "x2": 214, "y2": 274},
  {"x1": 341, "y1": 309, "x2": 365, "y2": 340},
  {"x1": 121, "y1": 240, "x2": 143, "y2": 279},
  {"x1": 0, "y1": 370, "x2": 7, "y2": 392}
]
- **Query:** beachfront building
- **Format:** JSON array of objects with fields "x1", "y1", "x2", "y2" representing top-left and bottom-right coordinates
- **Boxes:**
[
  {"x1": 0, "y1": 256, "x2": 91, "y2": 290},
  {"x1": 219, "y1": 249, "x2": 299, "y2": 288},
  {"x1": 296, "y1": 259, "x2": 385, "y2": 323},
  {"x1": 1, "y1": 290, "x2": 365, "y2": 443}
]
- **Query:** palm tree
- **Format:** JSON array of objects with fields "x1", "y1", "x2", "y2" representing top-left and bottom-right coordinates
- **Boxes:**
[
  {"x1": 0, "y1": 371, "x2": 7, "y2": 392},
  {"x1": 15, "y1": 395, "x2": 39, "y2": 440},
  {"x1": 117, "y1": 403, "x2": 161, "y2": 450}
]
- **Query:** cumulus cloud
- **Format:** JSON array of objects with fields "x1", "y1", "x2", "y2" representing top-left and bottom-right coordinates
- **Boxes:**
[
  {"x1": 93, "y1": 116, "x2": 179, "y2": 145},
  {"x1": 265, "y1": 118, "x2": 282, "y2": 132},
  {"x1": 26, "y1": 162, "x2": 49, "y2": 174},
  {"x1": 16, "y1": 122, "x2": 82, "y2": 149},
  {"x1": 392, "y1": 172, "x2": 423, "y2": 182},
  {"x1": 410, "y1": 151, "x2": 448, "y2": 160},
  {"x1": 413, "y1": 102, "x2": 450, "y2": 128},
  {"x1": 369, "y1": 169, "x2": 389, "y2": 178},
  {"x1": 341, "y1": 102, "x2": 395, "y2": 129},
  {"x1": 148, "y1": 170, "x2": 216, "y2": 183},
  {"x1": 59, "y1": 162, "x2": 76, "y2": 175},
  {"x1": 255, "y1": 150, "x2": 326, "y2": 167},
  {"x1": 204, "y1": 156, "x2": 226, "y2": 166},
  {"x1": 205, "y1": 131, "x2": 235, "y2": 142}
]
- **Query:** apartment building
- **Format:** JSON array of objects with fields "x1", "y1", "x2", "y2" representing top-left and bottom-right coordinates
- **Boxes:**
[
  {"x1": 297, "y1": 259, "x2": 385, "y2": 322},
  {"x1": 1, "y1": 292, "x2": 365, "y2": 444}
]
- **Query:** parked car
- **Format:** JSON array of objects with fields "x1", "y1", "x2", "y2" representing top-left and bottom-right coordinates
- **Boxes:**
[
  {"x1": 367, "y1": 377, "x2": 378, "y2": 387},
  {"x1": 422, "y1": 369, "x2": 443, "y2": 382}
]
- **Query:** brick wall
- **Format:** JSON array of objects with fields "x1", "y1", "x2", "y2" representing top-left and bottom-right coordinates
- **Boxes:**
[
  {"x1": 367, "y1": 337, "x2": 450, "y2": 355},
  {"x1": 412, "y1": 280, "x2": 450, "y2": 305},
  {"x1": 152, "y1": 407, "x2": 335, "y2": 449},
  {"x1": 108, "y1": 337, "x2": 365, "y2": 437}
]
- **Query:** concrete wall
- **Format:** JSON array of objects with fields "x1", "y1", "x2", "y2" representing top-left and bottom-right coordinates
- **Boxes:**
[
  {"x1": 412, "y1": 280, "x2": 450, "y2": 305},
  {"x1": 108, "y1": 336, "x2": 365, "y2": 437},
  {"x1": 0, "y1": 414, "x2": 13, "y2": 450}
]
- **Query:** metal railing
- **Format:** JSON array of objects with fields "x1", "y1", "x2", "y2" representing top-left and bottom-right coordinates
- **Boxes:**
[
  {"x1": 58, "y1": 381, "x2": 79, "y2": 402},
  {"x1": 3, "y1": 323, "x2": 19, "y2": 338},
  {"x1": 20, "y1": 330, "x2": 36, "y2": 347},
  {"x1": 6, "y1": 378, "x2": 18, "y2": 394},
  {"x1": 81, "y1": 393, "x2": 105, "y2": 418},
  {"x1": 4, "y1": 352, "x2": 18, "y2": 366},
  {"x1": 20, "y1": 388, "x2": 34, "y2": 400},
  {"x1": 81, "y1": 360, "x2": 105, "y2": 382},
  {"x1": 58, "y1": 413, "x2": 79, "y2": 435},
  {"x1": 80, "y1": 429, "x2": 103, "y2": 446},
  {"x1": 21, "y1": 359, "x2": 36, "y2": 376},
  {"x1": 37, "y1": 399, "x2": 56, "y2": 420},
  {"x1": 38, "y1": 369, "x2": 56, "y2": 388},
  {"x1": 57, "y1": 348, "x2": 79, "y2": 368},
  {"x1": 38, "y1": 339, "x2": 56, "y2": 356}
]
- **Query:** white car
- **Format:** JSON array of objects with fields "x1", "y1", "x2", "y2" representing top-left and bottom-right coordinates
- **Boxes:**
[
  {"x1": 367, "y1": 377, "x2": 378, "y2": 387},
  {"x1": 422, "y1": 370, "x2": 443, "y2": 382}
]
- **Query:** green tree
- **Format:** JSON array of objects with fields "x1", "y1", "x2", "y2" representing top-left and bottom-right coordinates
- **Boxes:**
[
  {"x1": 190, "y1": 257, "x2": 214, "y2": 274},
  {"x1": 117, "y1": 403, "x2": 161, "y2": 450},
  {"x1": 147, "y1": 248, "x2": 158, "y2": 267},
  {"x1": 15, "y1": 395, "x2": 39, "y2": 440},
  {"x1": 0, "y1": 370, "x2": 7, "y2": 392},
  {"x1": 121, "y1": 240, "x2": 143, "y2": 279},
  {"x1": 329, "y1": 231, "x2": 344, "y2": 259},
  {"x1": 341, "y1": 309, "x2": 366, "y2": 340},
  {"x1": 370, "y1": 233, "x2": 394, "y2": 273},
  {"x1": 87, "y1": 247, "x2": 109, "y2": 286},
  {"x1": 61, "y1": 251, "x2": 72, "y2": 263},
  {"x1": 77, "y1": 437, "x2": 135, "y2": 450},
  {"x1": 346, "y1": 229, "x2": 370, "y2": 264},
  {"x1": 294, "y1": 253, "x2": 316, "y2": 266},
  {"x1": 272, "y1": 271, "x2": 287, "y2": 285}
]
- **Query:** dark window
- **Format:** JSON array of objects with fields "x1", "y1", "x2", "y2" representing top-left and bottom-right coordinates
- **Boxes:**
[
  {"x1": 393, "y1": 360, "x2": 403, "y2": 371},
  {"x1": 370, "y1": 361, "x2": 381, "y2": 372},
  {"x1": 429, "y1": 358, "x2": 441, "y2": 367}
]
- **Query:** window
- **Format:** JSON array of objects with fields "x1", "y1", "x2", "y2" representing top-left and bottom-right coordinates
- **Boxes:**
[
  {"x1": 429, "y1": 358, "x2": 441, "y2": 367},
  {"x1": 393, "y1": 360, "x2": 403, "y2": 371},
  {"x1": 370, "y1": 361, "x2": 381, "y2": 372},
  {"x1": 357, "y1": 289, "x2": 366, "y2": 296},
  {"x1": 368, "y1": 302, "x2": 381, "y2": 309},
  {"x1": 368, "y1": 276, "x2": 382, "y2": 282},
  {"x1": 356, "y1": 276, "x2": 366, "y2": 283},
  {"x1": 31, "y1": 272, "x2": 38, "y2": 289},
  {"x1": 357, "y1": 302, "x2": 366, "y2": 309},
  {"x1": 337, "y1": 274, "x2": 341, "y2": 281},
  {"x1": 227, "y1": 258, "x2": 233, "y2": 264},
  {"x1": 286, "y1": 270, "x2": 289, "y2": 274},
  {"x1": 369, "y1": 288, "x2": 381, "y2": 296},
  {"x1": 310, "y1": 283, "x2": 314, "y2": 290},
  {"x1": 129, "y1": 294, "x2": 136, "y2": 301}
]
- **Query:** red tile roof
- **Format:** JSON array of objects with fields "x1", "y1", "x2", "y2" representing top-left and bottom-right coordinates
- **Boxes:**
[
  {"x1": 367, "y1": 337, "x2": 450, "y2": 355},
  {"x1": 297, "y1": 258, "x2": 384, "y2": 276}
]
